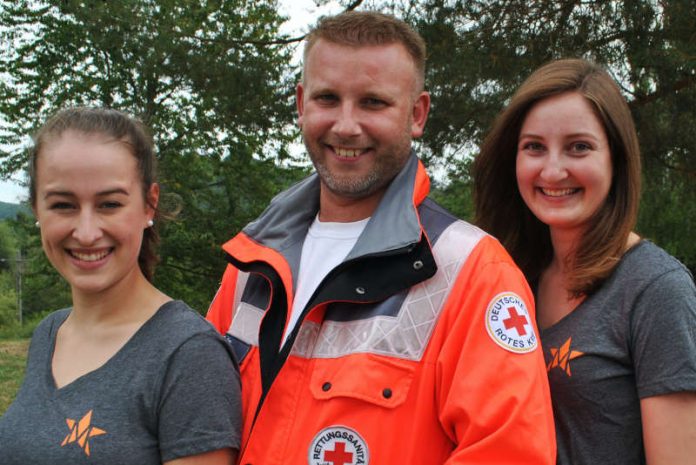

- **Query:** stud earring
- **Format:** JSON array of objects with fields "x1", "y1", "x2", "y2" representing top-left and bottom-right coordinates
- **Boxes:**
[
  {"x1": 147, "y1": 219, "x2": 154, "y2": 227},
  {"x1": 35, "y1": 221, "x2": 40, "y2": 228}
]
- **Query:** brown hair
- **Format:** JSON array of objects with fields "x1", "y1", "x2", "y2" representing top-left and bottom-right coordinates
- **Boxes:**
[
  {"x1": 303, "y1": 10, "x2": 426, "y2": 91},
  {"x1": 29, "y1": 107, "x2": 161, "y2": 282},
  {"x1": 473, "y1": 58, "x2": 641, "y2": 296}
]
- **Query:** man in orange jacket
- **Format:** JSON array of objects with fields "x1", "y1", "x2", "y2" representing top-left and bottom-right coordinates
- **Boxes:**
[{"x1": 207, "y1": 10, "x2": 555, "y2": 465}]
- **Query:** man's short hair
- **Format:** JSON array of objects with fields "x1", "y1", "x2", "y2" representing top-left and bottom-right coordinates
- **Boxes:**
[{"x1": 303, "y1": 11, "x2": 426, "y2": 91}]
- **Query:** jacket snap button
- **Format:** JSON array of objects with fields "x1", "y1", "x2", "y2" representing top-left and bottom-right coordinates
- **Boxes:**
[
  {"x1": 322, "y1": 382, "x2": 332, "y2": 391},
  {"x1": 355, "y1": 286, "x2": 366, "y2": 295},
  {"x1": 382, "y1": 388, "x2": 393, "y2": 399},
  {"x1": 413, "y1": 260, "x2": 423, "y2": 270}
]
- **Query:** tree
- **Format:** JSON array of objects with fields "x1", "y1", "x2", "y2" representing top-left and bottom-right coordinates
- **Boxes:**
[
  {"x1": 389, "y1": 0, "x2": 696, "y2": 272},
  {"x1": 0, "y1": 0, "x2": 304, "y2": 312},
  {"x1": 5, "y1": 213, "x2": 71, "y2": 319},
  {"x1": 0, "y1": 221, "x2": 16, "y2": 270}
]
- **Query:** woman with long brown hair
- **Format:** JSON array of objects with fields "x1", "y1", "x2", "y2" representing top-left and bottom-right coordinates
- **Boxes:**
[{"x1": 474, "y1": 59, "x2": 696, "y2": 464}]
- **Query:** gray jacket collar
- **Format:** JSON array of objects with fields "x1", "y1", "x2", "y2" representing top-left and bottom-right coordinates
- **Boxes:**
[{"x1": 243, "y1": 151, "x2": 424, "y2": 261}]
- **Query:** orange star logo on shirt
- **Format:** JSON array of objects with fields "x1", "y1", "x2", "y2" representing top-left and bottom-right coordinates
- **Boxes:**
[
  {"x1": 547, "y1": 337, "x2": 584, "y2": 376},
  {"x1": 61, "y1": 409, "x2": 107, "y2": 456}
]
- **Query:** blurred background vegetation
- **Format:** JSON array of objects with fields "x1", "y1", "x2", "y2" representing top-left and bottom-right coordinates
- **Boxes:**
[{"x1": 0, "y1": 0, "x2": 693, "y2": 352}]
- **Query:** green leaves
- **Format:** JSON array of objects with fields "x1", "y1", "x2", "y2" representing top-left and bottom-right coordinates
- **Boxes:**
[
  {"x1": 0, "y1": 0, "x2": 302, "y2": 314},
  {"x1": 398, "y1": 0, "x2": 696, "y2": 274}
]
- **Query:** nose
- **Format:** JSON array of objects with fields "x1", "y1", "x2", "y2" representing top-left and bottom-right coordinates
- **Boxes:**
[
  {"x1": 539, "y1": 151, "x2": 568, "y2": 182},
  {"x1": 332, "y1": 103, "x2": 362, "y2": 138},
  {"x1": 72, "y1": 210, "x2": 103, "y2": 245}
]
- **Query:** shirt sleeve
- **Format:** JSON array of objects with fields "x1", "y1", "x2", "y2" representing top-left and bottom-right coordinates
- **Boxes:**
[
  {"x1": 436, "y1": 237, "x2": 556, "y2": 464},
  {"x1": 631, "y1": 267, "x2": 696, "y2": 398},
  {"x1": 157, "y1": 331, "x2": 242, "y2": 462}
]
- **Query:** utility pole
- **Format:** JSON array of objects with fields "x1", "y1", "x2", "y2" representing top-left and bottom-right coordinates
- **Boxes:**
[
  {"x1": 15, "y1": 249, "x2": 24, "y2": 325},
  {"x1": 1, "y1": 250, "x2": 28, "y2": 325}
]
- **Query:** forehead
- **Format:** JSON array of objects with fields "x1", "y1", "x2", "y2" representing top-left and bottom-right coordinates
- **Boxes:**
[
  {"x1": 303, "y1": 39, "x2": 418, "y2": 91},
  {"x1": 524, "y1": 92, "x2": 605, "y2": 132},
  {"x1": 40, "y1": 129, "x2": 133, "y2": 159},
  {"x1": 36, "y1": 130, "x2": 139, "y2": 183}
]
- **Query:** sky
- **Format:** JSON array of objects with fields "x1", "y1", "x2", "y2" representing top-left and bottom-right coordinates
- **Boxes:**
[
  {"x1": 0, "y1": 176, "x2": 25, "y2": 204},
  {"x1": 0, "y1": 0, "x2": 347, "y2": 204}
]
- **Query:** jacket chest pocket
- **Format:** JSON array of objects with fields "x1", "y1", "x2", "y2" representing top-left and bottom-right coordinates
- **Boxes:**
[{"x1": 310, "y1": 354, "x2": 415, "y2": 408}]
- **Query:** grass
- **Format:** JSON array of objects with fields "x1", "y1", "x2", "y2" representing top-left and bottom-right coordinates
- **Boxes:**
[{"x1": 0, "y1": 339, "x2": 29, "y2": 415}]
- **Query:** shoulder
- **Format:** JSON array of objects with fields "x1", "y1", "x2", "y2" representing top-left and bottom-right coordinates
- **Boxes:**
[
  {"x1": 159, "y1": 306, "x2": 238, "y2": 377},
  {"x1": 154, "y1": 300, "x2": 219, "y2": 332},
  {"x1": 136, "y1": 301, "x2": 237, "y2": 373},
  {"x1": 601, "y1": 241, "x2": 696, "y2": 332},
  {"x1": 419, "y1": 197, "x2": 489, "y2": 254},
  {"x1": 418, "y1": 198, "x2": 526, "y2": 290},
  {"x1": 615, "y1": 241, "x2": 694, "y2": 292},
  {"x1": 628, "y1": 240, "x2": 687, "y2": 268},
  {"x1": 32, "y1": 308, "x2": 71, "y2": 338},
  {"x1": 21, "y1": 308, "x2": 71, "y2": 364},
  {"x1": 145, "y1": 301, "x2": 231, "y2": 353}
]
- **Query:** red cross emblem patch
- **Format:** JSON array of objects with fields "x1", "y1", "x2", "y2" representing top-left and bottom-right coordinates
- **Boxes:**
[
  {"x1": 485, "y1": 292, "x2": 538, "y2": 354},
  {"x1": 309, "y1": 426, "x2": 369, "y2": 465}
]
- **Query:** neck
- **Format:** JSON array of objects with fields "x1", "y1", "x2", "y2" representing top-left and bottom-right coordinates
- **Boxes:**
[
  {"x1": 548, "y1": 227, "x2": 582, "y2": 271},
  {"x1": 69, "y1": 269, "x2": 169, "y2": 327},
  {"x1": 318, "y1": 185, "x2": 386, "y2": 222}
]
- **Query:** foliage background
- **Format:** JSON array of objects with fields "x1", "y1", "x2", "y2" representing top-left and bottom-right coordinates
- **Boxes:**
[{"x1": 0, "y1": 0, "x2": 694, "y2": 333}]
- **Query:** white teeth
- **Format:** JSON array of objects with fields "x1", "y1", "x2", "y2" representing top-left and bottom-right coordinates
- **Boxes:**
[
  {"x1": 541, "y1": 188, "x2": 578, "y2": 197},
  {"x1": 71, "y1": 250, "x2": 110, "y2": 262},
  {"x1": 335, "y1": 147, "x2": 361, "y2": 158}
]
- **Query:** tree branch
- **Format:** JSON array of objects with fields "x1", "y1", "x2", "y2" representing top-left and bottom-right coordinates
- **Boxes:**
[
  {"x1": 630, "y1": 74, "x2": 696, "y2": 107},
  {"x1": 159, "y1": 261, "x2": 219, "y2": 279},
  {"x1": 178, "y1": 0, "x2": 366, "y2": 48}
]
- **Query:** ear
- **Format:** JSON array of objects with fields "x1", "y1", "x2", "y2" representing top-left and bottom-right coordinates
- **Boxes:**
[
  {"x1": 296, "y1": 82, "x2": 305, "y2": 127},
  {"x1": 410, "y1": 91, "x2": 431, "y2": 138},
  {"x1": 146, "y1": 183, "x2": 159, "y2": 221},
  {"x1": 31, "y1": 207, "x2": 41, "y2": 233}
]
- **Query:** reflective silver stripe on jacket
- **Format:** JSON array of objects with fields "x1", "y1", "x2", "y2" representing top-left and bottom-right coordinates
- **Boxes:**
[{"x1": 229, "y1": 220, "x2": 486, "y2": 361}]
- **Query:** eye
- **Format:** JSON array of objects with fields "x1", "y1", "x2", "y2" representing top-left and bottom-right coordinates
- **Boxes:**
[
  {"x1": 362, "y1": 97, "x2": 387, "y2": 108},
  {"x1": 48, "y1": 202, "x2": 75, "y2": 210},
  {"x1": 521, "y1": 141, "x2": 545, "y2": 152},
  {"x1": 315, "y1": 93, "x2": 338, "y2": 105},
  {"x1": 570, "y1": 141, "x2": 592, "y2": 153},
  {"x1": 100, "y1": 201, "x2": 122, "y2": 210}
]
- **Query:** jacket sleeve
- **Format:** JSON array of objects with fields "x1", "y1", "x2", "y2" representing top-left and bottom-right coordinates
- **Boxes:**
[
  {"x1": 206, "y1": 263, "x2": 240, "y2": 335},
  {"x1": 436, "y1": 236, "x2": 556, "y2": 464}
]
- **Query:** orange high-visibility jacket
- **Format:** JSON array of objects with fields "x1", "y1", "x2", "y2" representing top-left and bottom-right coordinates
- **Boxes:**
[{"x1": 207, "y1": 155, "x2": 555, "y2": 465}]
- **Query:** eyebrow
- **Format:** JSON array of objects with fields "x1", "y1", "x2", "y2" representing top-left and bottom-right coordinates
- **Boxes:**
[
  {"x1": 43, "y1": 188, "x2": 129, "y2": 200},
  {"x1": 518, "y1": 132, "x2": 600, "y2": 140}
]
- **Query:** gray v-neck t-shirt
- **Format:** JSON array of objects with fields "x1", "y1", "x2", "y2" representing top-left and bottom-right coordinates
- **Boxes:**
[
  {"x1": 0, "y1": 300, "x2": 241, "y2": 464},
  {"x1": 541, "y1": 241, "x2": 696, "y2": 465}
]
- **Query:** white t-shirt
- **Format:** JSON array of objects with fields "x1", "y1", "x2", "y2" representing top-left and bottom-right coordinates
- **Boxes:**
[{"x1": 282, "y1": 215, "x2": 369, "y2": 346}]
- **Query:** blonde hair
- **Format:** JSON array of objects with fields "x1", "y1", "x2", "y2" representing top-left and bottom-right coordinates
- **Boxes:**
[{"x1": 303, "y1": 11, "x2": 426, "y2": 91}]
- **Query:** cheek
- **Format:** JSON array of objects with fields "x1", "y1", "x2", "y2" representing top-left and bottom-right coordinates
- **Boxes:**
[
  {"x1": 515, "y1": 156, "x2": 539, "y2": 207},
  {"x1": 515, "y1": 156, "x2": 531, "y2": 190},
  {"x1": 39, "y1": 229, "x2": 62, "y2": 268},
  {"x1": 37, "y1": 219, "x2": 60, "y2": 248},
  {"x1": 381, "y1": 111, "x2": 411, "y2": 132},
  {"x1": 123, "y1": 216, "x2": 148, "y2": 244},
  {"x1": 39, "y1": 233, "x2": 50, "y2": 255},
  {"x1": 303, "y1": 107, "x2": 333, "y2": 127},
  {"x1": 585, "y1": 158, "x2": 613, "y2": 201}
]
